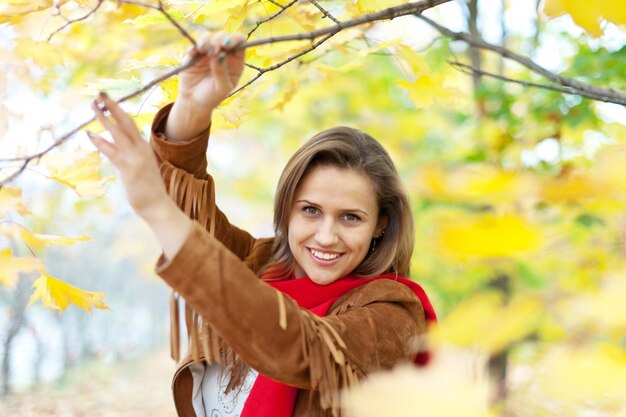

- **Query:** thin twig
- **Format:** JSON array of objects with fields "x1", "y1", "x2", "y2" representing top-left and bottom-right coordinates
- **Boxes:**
[
  {"x1": 231, "y1": 31, "x2": 338, "y2": 96},
  {"x1": 309, "y1": 0, "x2": 341, "y2": 24},
  {"x1": 449, "y1": 61, "x2": 596, "y2": 98},
  {"x1": 267, "y1": 0, "x2": 287, "y2": 9},
  {"x1": 47, "y1": 0, "x2": 105, "y2": 41},
  {"x1": 154, "y1": 0, "x2": 197, "y2": 46},
  {"x1": 242, "y1": 0, "x2": 451, "y2": 50},
  {"x1": 248, "y1": 0, "x2": 299, "y2": 38},
  {"x1": 417, "y1": 14, "x2": 626, "y2": 106}
]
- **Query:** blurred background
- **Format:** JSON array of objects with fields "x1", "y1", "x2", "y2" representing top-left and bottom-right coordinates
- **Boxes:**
[{"x1": 1, "y1": 0, "x2": 625, "y2": 416}]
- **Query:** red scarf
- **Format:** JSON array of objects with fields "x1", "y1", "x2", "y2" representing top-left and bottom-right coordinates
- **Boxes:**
[{"x1": 241, "y1": 274, "x2": 437, "y2": 417}]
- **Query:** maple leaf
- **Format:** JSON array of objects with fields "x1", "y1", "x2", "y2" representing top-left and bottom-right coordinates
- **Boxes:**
[
  {"x1": 0, "y1": 187, "x2": 30, "y2": 218},
  {"x1": 15, "y1": 38, "x2": 64, "y2": 67},
  {"x1": 0, "y1": 249, "x2": 43, "y2": 288},
  {"x1": 543, "y1": 0, "x2": 626, "y2": 37},
  {"x1": 436, "y1": 213, "x2": 543, "y2": 258},
  {"x1": 343, "y1": 349, "x2": 492, "y2": 417},
  {"x1": 44, "y1": 150, "x2": 114, "y2": 198},
  {"x1": 0, "y1": 0, "x2": 67, "y2": 24},
  {"x1": 0, "y1": 223, "x2": 91, "y2": 251},
  {"x1": 29, "y1": 273, "x2": 110, "y2": 313}
]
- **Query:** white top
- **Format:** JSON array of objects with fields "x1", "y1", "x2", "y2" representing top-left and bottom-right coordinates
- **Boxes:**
[{"x1": 189, "y1": 362, "x2": 258, "y2": 417}]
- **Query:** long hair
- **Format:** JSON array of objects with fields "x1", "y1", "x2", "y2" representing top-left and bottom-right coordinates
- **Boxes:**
[{"x1": 261, "y1": 126, "x2": 414, "y2": 281}]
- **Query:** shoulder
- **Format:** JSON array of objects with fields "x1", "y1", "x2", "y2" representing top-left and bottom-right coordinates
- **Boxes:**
[
  {"x1": 243, "y1": 237, "x2": 275, "y2": 273},
  {"x1": 329, "y1": 278, "x2": 424, "y2": 315}
]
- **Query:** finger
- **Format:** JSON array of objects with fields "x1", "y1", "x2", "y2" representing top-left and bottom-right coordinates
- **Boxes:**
[
  {"x1": 91, "y1": 99, "x2": 121, "y2": 136},
  {"x1": 221, "y1": 33, "x2": 245, "y2": 55},
  {"x1": 210, "y1": 51, "x2": 233, "y2": 93},
  {"x1": 91, "y1": 99, "x2": 133, "y2": 149},
  {"x1": 97, "y1": 92, "x2": 141, "y2": 137},
  {"x1": 195, "y1": 32, "x2": 217, "y2": 57},
  {"x1": 87, "y1": 131, "x2": 119, "y2": 164}
]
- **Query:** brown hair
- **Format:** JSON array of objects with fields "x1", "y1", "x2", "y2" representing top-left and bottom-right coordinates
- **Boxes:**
[{"x1": 262, "y1": 126, "x2": 414, "y2": 280}]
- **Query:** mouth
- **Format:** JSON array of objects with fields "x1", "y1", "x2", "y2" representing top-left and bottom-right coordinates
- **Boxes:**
[{"x1": 308, "y1": 248, "x2": 343, "y2": 263}]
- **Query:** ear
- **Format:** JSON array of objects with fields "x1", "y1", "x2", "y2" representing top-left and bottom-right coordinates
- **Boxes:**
[{"x1": 375, "y1": 215, "x2": 388, "y2": 238}]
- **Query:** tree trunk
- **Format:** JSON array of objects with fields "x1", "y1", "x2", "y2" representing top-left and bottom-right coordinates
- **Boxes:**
[{"x1": 1, "y1": 277, "x2": 30, "y2": 396}]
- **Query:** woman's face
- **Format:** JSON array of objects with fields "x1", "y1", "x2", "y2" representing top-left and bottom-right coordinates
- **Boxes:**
[{"x1": 288, "y1": 165, "x2": 385, "y2": 285}]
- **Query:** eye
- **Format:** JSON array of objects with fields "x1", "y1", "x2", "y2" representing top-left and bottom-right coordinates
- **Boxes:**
[
  {"x1": 302, "y1": 206, "x2": 319, "y2": 215},
  {"x1": 343, "y1": 213, "x2": 361, "y2": 222}
]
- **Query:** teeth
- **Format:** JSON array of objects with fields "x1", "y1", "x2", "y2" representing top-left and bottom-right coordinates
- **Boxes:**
[{"x1": 311, "y1": 249, "x2": 339, "y2": 260}]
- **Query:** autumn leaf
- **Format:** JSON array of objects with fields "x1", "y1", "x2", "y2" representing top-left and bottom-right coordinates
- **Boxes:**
[
  {"x1": 29, "y1": 273, "x2": 110, "y2": 313},
  {"x1": 0, "y1": 249, "x2": 43, "y2": 288},
  {"x1": 0, "y1": 187, "x2": 30, "y2": 218},
  {"x1": 436, "y1": 292, "x2": 542, "y2": 353},
  {"x1": 436, "y1": 213, "x2": 543, "y2": 258},
  {"x1": 543, "y1": 0, "x2": 626, "y2": 37},
  {"x1": 15, "y1": 38, "x2": 64, "y2": 67},
  {"x1": 0, "y1": 0, "x2": 67, "y2": 24},
  {"x1": 0, "y1": 223, "x2": 91, "y2": 251},
  {"x1": 342, "y1": 348, "x2": 492, "y2": 417},
  {"x1": 415, "y1": 164, "x2": 536, "y2": 204},
  {"x1": 44, "y1": 150, "x2": 114, "y2": 198}
]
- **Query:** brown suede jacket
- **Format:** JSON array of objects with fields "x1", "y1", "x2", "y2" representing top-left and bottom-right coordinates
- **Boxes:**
[{"x1": 150, "y1": 104, "x2": 427, "y2": 417}]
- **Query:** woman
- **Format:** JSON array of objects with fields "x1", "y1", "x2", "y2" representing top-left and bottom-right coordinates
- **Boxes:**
[{"x1": 89, "y1": 32, "x2": 436, "y2": 417}]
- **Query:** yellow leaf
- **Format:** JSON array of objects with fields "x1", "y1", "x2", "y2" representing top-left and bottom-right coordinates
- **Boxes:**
[
  {"x1": 0, "y1": 0, "x2": 66, "y2": 24},
  {"x1": 271, "y1": 77, "x2": 300, "y2": 112},
  {"x1": 15, "y1": 38, "x2": 64, "y2": 67},
  {"x1": 436, "y1": 293, "x2": 542, "y2": 353},
  {"x1": 343, "y1": 349, "x2": 492, "y2": 417},
  {"x1": 225, "y1": 0, "x2": 250, "y2": 32},
  {"x1": 415, "y1": 164, "x2": 535, "y2": 204},
  {"x1": 29, "y1": 273, "x2": 110, "y2": 313},
  {"x1": 397, "y1": 74, "x2": 458, "y2": 109},
  {"x1": 543, "y1": 0, "x2": 626, "y2": 37},
  {"x1": 436, "y1": 213, "x2": 542, "y2": 258},
  {"x1": 0, "y1": 223, "x2": 91, "y2": 251},
  {"x1": 212, "y1": 94, "x2": 249, "y2": 130},
  {"x1": 395, "y1": 44, "x2": 430, "y2": 76},
  {"x1": 0, "y1": 249, "x2": 42, "y2": 288},
  {"x1": 0, "y1": 187, "x2": 29, "y2": 218},
  {"x1": 44, "y1": 150, "x2": 114, "y2": 198},
  {"x1": 158, "y1": 77, "x2": 179, "y2": 107}
]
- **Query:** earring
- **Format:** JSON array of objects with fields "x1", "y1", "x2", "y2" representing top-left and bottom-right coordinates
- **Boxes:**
[{"x1": 370, "y1": 229, "x2": 385, "y2": 253}]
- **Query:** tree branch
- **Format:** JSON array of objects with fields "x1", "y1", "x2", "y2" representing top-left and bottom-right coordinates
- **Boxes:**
[
  {"x1": 0, "y1": 0, "x2": 451, "y2": 187},
  {"x1": 417, "y1": 14, "x2": 626, "y2": 107},
  {"x1": 248, "y1": 0, "x2": 299, "y2": 38},
  {"x1": 47, "y1": 0, "x2": 105, "y2": 41},
  {"x1": 449, "y1": 60, "x2": 597, "y2": 98},
  {"x1": 309, "y1": 0, "x2": 341, "y2": 24}
]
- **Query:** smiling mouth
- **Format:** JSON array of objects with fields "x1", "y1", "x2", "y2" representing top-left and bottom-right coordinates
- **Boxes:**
[{"x1": 309, "y1": 248, "x2": 342, "y2": 261}]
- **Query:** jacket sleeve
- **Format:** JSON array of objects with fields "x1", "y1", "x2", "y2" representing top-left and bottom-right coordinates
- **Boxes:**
[
  {"x1": 156, "y1": 222, "x2": 427, "y2": 403},
  {"x1": 149, "y1": 103, "x2": 257, "y2": 260}
]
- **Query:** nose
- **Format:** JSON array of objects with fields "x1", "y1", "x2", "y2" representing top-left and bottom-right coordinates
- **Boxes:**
[{"x1": 315, "y1": 218, "x2": 339, "y2": 247}]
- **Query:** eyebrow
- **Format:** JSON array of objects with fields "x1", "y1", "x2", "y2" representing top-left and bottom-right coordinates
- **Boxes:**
[{"x1": 295, "y1": 199, "x2": 370, "y2": 217}]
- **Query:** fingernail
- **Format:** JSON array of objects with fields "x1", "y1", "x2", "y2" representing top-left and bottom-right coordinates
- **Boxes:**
[
  {"x1": 207, "y1": 45, "x2": 215, "y2": 55},
  {"x1": 218, "y1": 52, "x2": 226, "y2": 64},
  {"x1": 222, "y1": 38, "x2": 231, "y2": 46},
  {"x1": 86, "y1": 131, "x2": 96, "y2": 140}
]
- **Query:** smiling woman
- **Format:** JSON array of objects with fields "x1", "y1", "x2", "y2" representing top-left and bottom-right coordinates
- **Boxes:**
[{"x1": 89, "y1": 31, "x2": 436, "y2": 417}]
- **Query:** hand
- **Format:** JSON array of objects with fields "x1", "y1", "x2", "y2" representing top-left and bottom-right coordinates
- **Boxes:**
[
  {"x1": 165, "y1": 32, "x2": 246, "y2": 142},
  {"x1": 89, "y1": 92, "x2": 171, "y2": 220},
  {"x1": 89, "y1": 92, "x2": 193, "y2": 260},
  {"x1": 179, "y1": 31, "x2": 246, "y2": 109}
]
